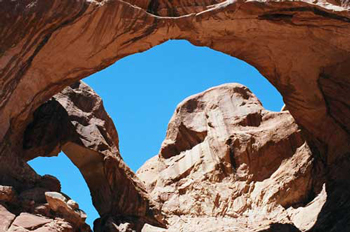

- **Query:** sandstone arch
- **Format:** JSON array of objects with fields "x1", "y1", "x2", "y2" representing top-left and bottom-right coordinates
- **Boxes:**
[
  {"x1": 23, "y1": 81, "x2": 165, "y2": 230},
  {"x1": 1, "y1": 0, "x2": 350, "y2": 230},
  {"x1": 1, "y1": 0, "x2": 350, "y2": 162}
]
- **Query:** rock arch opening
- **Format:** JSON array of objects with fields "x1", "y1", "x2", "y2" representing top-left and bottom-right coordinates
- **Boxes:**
[
  {"x1": 83, "y1": 40, "x2": 284, "y2": 171},
  {"x1": 22, "y1": 81, "x2": 163, "y2": 231},
  {"x1": 1, "y1": 0, "x2": 350, "y2": 231},
  {"x1": 28, "y1": 153, "x2": 99, "y2": 227},
  {"x1": 22, "y1": 40, "x2": 287, "y2": 231}
]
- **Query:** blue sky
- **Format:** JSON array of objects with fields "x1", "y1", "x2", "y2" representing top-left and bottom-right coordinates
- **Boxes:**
[{"x1": 28, "y1": 40, "x2": 283, "y2": 227}]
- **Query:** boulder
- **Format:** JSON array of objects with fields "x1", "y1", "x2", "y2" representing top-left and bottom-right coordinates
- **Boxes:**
[
  {"x1": 0, "y1": 204, "x2": 16, "y2": 232},
  {"x1": 9, "y1": 213, "x2": 52, "y2": 230},
  {"x1": 7, "y1": 212, "x2": 77, "y2": 232},
  {"x1": 45, "y1": 192, "x2": 87, "y2": 227}
]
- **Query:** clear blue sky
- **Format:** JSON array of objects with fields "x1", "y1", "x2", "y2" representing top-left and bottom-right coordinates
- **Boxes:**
[{"x1": 28, "y1": 40, "x2": 283, "y2": 227}]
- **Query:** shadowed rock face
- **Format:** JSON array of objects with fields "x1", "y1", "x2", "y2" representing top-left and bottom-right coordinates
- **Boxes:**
[
  {"x1": 137, "y1": 84, "x2": 322, "y2": 231},
  {"x1": 21, "y1": 81, "x2": 166, "y2": 231},
  {"x1": 1, "y1": 0, "x2": 350, "y2": 230}
]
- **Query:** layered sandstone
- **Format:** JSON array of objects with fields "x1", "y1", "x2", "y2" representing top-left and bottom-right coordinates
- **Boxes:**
[
  {"x1": 8, "y1": 81, "x2": 165, "y2": 232},
  {"x1": 1, "y1": 0, "x2": 350, "y2": 230},
  {"x1": 138, "y1": 84, "x2": 325, "y2": 231}
]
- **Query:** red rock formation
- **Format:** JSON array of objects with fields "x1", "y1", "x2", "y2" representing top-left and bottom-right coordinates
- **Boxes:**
[
  {"x1": 1, "y1": 0, "x2": 350, "y2": 162},
  {"x1": 0, "y1": 81, "x2": 166, "y2": 232},
  {"x1": 1, "y1": 0, "x2": 350, "y2": 230},
  {"x1": 21, "y1": 81, "x2": 165, "y2": 231},
  {"x1": 138, "y1": 84, "x2": 322, "y2": 231},
  {"x1": 0, "y1": 175, "x2": 91, "y2": 232}
]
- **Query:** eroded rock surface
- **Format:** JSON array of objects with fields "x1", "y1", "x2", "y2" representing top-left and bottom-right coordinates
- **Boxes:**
[
  {"x1": 22, "y1": 81, "x2": 165, "y2": 231},
  {"x1": 1, "y1": 0, "x2": 350, "y2": 167},
  {"x1": 0, "y1": 175, "x2": 90, "y2": 232},
  {"x1": 138, "y1": 84, "x2": 324, "y2": 231},
  {"x1": 1, "y1": 0, "x2": 350, "y2": 230}
]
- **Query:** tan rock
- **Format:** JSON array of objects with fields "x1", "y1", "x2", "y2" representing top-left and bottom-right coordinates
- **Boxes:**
[
  {"x1": 138, "y1": 84, "x2": 317, "y2": 231},
  {"x1": 8, "y1": 212, "x2": 77, "y2": 232},
  {"x1": 0, "y1": 204, "x2": 16, "y2": 232},
  {"x1": 33, "y1": 204, "x2": 51, "y2": 216},
  {"x1": 0, "y1": 0, "x2": 349, "y2": 172},
  {"x1": 0, "y1": 177, "x2": 91, "y2": 232},
  {"x1": 288, "y1": 184, "x2": 327, "y2": 231},
  {"x1": 45, "y1": 192, "x2": 87, "y2": 227},
  {"x1": 1, "y1": 0, "x2": 350, "y2": 229},
  {"x1": 67, "y1": 200, "x2": 79, "y2": 210},
  {"x1": 10, "y1": 213, "x2": 52, "y2": 230}
]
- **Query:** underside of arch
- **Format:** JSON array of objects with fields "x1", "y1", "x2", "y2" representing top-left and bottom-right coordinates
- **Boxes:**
[{"x1": 1, "y1": 0, "x2": 350, "y2": 231}]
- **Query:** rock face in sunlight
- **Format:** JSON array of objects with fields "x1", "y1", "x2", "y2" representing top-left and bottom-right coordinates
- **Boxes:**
[
  {"x1": 22, "y1": 81, "x2": 166, "y2": 231},
  {"x1": 138, "y1": 84, "x2": 325, "y2": 231},
  {"x1": 1, "y1": 0, "x2": 350, "y2": 172},
  {"x1": 1, "y1": 0, "x2": 350, "y2": 230}
]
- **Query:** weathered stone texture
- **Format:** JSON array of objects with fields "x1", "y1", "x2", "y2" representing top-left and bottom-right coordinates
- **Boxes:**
[
  {"x1": 138, "y1": 84, "x2": 322, "y2": 231},
  {"x1": 1, "y1": 0, "x2": 350, "y2": 230},
  {"x1": 22, "y1": 81, "x2": 165, "y2": 231}
]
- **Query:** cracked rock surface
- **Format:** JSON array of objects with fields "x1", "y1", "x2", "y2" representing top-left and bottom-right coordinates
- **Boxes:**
[{"x1": 138, "y1": 84, "x2": 324, "y2": 231}]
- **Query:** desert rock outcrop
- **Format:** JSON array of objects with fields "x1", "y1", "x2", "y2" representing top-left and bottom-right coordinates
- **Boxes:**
[
  {"x1": 0, "y1": 175, "x2": 91, "y2": 232},
  {"x1": 22, "y1": 81, "x2": 165, "y2": 231},
  {"x1": 138, "y1": 84, "x2": 324, "y2": 231},
  {"x1": 0, "y1": 81, "x2": 165, "y2": 232},
  {"x1": 1, "y1": 0, "x2": 350, "y2": 230},
  {"x1": 0, "y1": 0, "x2": 350, "y2": 168}
]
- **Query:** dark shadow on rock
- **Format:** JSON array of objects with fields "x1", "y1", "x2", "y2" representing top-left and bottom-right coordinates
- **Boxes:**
[
  {"x1": 258, "y1": 223, "x2": 301, "y2": 232},
  {"x1": 22, "y1": 81, "x2": 166, "y2": 231},
  {"x1": 308, "y1": 153, "x2": 350, "y2": 232}
]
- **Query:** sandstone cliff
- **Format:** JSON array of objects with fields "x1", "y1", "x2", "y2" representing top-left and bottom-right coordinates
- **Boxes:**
[{"x1": 138, "y1": 83, "x2": 326, "y2": 231}]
